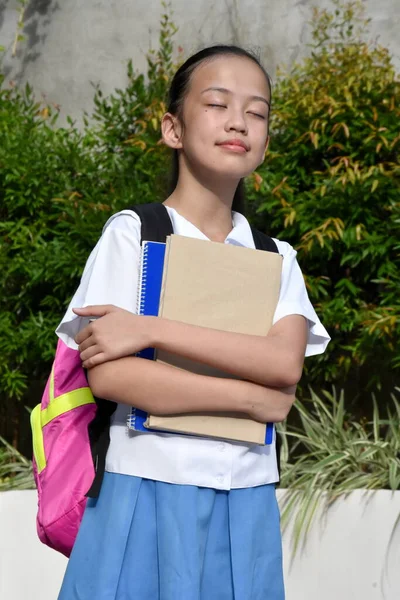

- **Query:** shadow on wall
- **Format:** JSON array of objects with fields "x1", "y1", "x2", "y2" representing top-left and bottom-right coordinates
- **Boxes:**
[{"x1": 2, "y1": 0, "x2": 60, "y2": 81}]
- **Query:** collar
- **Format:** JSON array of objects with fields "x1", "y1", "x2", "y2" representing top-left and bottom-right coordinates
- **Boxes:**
[{"x1": 165, "y1": 206, "x2": 255, "y2": 249}]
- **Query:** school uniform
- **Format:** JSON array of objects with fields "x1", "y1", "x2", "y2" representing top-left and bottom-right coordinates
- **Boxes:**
[{"x1": 56, "y1": 207, "x2": 330, "y2": 599}]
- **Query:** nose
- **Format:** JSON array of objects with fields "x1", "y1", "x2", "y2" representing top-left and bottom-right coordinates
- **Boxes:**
[{"x1": 224, "y1": 108, "x2": 248, "y2": 135}]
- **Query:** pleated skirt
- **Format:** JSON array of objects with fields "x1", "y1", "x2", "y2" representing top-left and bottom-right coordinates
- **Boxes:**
[{"x1": 58, "y1": 472, "x2": 284, "y2": 600}]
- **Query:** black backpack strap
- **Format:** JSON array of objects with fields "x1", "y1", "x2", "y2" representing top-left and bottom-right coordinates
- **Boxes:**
[
  {"x1": 127, "y1": 203, "x2": 174, "y2": 242},
  {"x1": 250, "y1": 225, "x2": 283, "y2": 482},
  {"x1": 86, "y1": 203, "x2": 174, "y2": 499},
  {"x1": 86, "y1": 396, "x2": 118, "y2": 498},
  {"x1": 250, "y1": 225, "x2": 279, "y2": 254}
]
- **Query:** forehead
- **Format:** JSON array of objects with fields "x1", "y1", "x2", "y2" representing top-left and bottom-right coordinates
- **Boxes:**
[{"x1": 188, "y1": 55, "x2": 270, "y2": 100}]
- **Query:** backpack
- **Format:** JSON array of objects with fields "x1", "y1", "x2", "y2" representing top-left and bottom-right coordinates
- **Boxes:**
[{"x1": 31, "y1": 203, "x2": 279, "y2": 557}]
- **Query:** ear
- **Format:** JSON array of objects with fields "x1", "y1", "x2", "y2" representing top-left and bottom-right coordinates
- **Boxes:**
[{"x1": 161, "y1": 112, "x2": 183, "y2": 150}]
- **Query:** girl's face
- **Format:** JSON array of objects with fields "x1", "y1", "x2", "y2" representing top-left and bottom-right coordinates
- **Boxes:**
[{"x1": 165, "y1": 55, "x2": 270, "y2": 182}]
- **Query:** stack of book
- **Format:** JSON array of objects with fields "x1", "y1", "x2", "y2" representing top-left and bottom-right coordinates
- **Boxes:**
[{"x1": 127, "y1": 234, "x2": 282, "y2": 445}]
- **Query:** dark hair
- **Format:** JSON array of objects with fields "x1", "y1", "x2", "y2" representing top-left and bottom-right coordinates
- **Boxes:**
[{"x1": 167, "y1": 45, "x2": 272, "y2": 214}]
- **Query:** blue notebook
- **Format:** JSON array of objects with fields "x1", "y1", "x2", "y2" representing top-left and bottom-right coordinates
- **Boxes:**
[
  {"x1": 127, "y1": 240, "x2": 274, "y2": 445},
  {"x1": 127, "y1": 241, "x2": 166, "y2": 431}
]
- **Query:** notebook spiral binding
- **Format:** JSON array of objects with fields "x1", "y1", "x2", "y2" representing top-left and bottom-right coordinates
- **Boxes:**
[
  {"x1": 127, "y1": 244, "x2": 148, "y2": 431},
  {"x1": 127, "y1": 408, "x2": 136, "y2": 429},
  {"x1": 138, "y1": 243, "x2": 149, "y2": 316}
]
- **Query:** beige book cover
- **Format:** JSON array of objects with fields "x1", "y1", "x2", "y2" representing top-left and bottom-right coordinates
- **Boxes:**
[{"x1": 145, "y1": 234, "x2": 282, "y2": 445}]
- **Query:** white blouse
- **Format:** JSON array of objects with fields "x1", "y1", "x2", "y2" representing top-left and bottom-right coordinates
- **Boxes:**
[{"x1": 57, "y1": 206, "x2": 330, "y2": 489}]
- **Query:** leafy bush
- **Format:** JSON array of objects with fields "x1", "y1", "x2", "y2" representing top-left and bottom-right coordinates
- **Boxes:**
[
  {"x1": 248, "y1": 0, "x2": 400, "y2": 397},
  {"x1": 0, "y1": 1, "x2": 399, "y2": 451},
  {"x1": 0, "y1": 10, "x2": 177, "y2": 446}
]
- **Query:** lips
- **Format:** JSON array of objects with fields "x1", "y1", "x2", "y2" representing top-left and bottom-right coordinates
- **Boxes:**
[{"x1": 216, "y1": 139, "x2": 249, "y2": 152}]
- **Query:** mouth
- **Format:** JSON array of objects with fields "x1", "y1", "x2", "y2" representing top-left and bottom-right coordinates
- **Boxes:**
[{"x1": 216, "y1": 139, "x2": 249, "y2": 153}]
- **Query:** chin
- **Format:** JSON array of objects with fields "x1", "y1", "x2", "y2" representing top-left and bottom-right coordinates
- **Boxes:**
[
  {"x1": 213, "y1": 163, "x2": 255, "y2": 180},
  {"x1": 187, "y1": 150, "x2": 259, "y2": 183},
  {"x1": 218, "y1": 151, "x2": 262, "y2": 176},
  {"x1": 206, "y1": 155, "x2": 256, "y2": 178}
]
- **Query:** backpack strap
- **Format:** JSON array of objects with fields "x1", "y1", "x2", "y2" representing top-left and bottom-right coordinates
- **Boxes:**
[
  {"x1": 86, "y1": 397, "x2": 118, "y2": 498},
  {"x1": 250, "y1": 225, "x2": 279, "y2": 254},
  {"x1": 86, "y1": 203, "x2": 174, "y2": 499},
  {"x1": 127, "y1": 203, "x2": 174, "y2": 242},
  {"x1": 250, "y1": 225, "x2": 282, "y2": 480}
]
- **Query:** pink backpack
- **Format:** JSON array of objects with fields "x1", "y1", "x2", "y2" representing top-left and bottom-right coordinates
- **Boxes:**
[
  {"x1": 30, "y1": 203, "x2": 174, "y2": 557},
  {"x1": 31, "y1": 339, "x2": 96, "y2": 557}
]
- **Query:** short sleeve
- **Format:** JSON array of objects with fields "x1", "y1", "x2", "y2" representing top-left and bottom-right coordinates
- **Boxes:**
[
  {"x1": 56, "y1": 211, "x2": 142, "y2": 350},
  {"x1": 272, "y1": 241, "x2": 330, "y2": 357}
]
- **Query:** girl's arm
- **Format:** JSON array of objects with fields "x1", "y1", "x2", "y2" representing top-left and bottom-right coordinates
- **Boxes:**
[
  {"x1": 153, "y1": 314, "x2": 307, "y2": 388},
  {"x1": 75, "y1": 306, "x2": 308, "y2": 388},
  {"x1": 87, "y1": 355, "x2": 296, "y2": 424}
]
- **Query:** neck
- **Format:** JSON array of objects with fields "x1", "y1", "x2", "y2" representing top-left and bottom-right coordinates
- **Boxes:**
[{"x1": 164, "y1": 161, "x2": 240, "y2": 242}]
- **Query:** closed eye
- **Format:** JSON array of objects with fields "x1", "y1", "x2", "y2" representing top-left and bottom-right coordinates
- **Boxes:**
[
  {"x1": 207, "y1": 104, "x2": 265, "y2": 119},
  {"x1": 248, "y1": 112, "x2": 266, "y2": 119}
]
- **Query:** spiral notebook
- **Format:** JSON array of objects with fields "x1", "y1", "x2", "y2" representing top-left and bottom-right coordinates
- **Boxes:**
[
  {"x1": 127, "y1": 236, "x2": 282, "y2": 445},
  {"x1": 127, "y1": 240, "x2": 166, "y2": 432}
]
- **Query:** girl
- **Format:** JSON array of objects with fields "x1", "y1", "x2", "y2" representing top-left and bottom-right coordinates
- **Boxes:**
[{"x1": 56, "y1": 45, "x2": 330, "y2": 599}]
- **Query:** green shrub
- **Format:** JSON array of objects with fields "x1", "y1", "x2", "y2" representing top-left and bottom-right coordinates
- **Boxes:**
[
  {"x1": 0, "y1": 1, "x2": 399, "y2": 451},
  {"x1": 0, "y1": 9, "x2": 177, "y2": 445},
  {"x1": 247, "y1": 0, "x2": 400, "y2": 397}
]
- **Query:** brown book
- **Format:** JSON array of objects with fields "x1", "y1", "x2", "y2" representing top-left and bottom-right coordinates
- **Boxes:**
[{"x1": 145, "y1": 234, "x2": 282, "y2": 444}]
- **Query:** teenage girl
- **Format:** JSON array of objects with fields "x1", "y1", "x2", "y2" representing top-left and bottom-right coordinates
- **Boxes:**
[{"x1": 56, "y1": 45, "x2": 330, "y2": 600}]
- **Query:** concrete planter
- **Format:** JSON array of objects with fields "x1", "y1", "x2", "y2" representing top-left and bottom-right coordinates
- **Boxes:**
[
  {"x1": 280, "y1": 489, "x2": 400, "y2": 600},
  {"x1": 1, "y1": 489, "x2": 399, "y2": 599}
]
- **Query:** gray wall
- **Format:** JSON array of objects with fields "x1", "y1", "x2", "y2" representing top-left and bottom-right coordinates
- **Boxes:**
[
  {"x1": 2, "y1": 490, "x2": 400, "y2": 599},
  {"x1": 1, "y1": 0, "x2": 399, "y2": 123}
]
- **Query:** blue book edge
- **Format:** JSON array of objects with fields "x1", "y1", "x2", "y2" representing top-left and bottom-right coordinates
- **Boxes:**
[{"x1": 127, "y1": 241, "x2": 165, "y2": 433}]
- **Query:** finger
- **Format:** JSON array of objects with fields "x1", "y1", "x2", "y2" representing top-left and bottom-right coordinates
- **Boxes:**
[
  {"x1": 83, "y1": 352, "x2": 107, "y2": 370},
  {"x1": 73, "y1": 305, "x2": 114, "y2": 317},
  {"x1": 78, "y1": 334, "x2": 96, "y2": 353},
  {"x1": 80, "y1": 344, "x2": 102, "y2": 363},
  {"x1": 75, "y1": 326, "x2": 92, "y2": 345}
]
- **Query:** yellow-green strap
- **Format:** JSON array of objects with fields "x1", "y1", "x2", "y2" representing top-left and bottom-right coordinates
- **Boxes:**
[
  {"x1": 41, "y1": 387, "x2": 95, "y2": 427},
  {"x1": 31, "y1": 404, "x2": 46, "y2": 473},
  {"x1": 31, "y1": 387, "x2": 95, "y2": 473},
  {"x1": 49, "y1": 363, "x2": 55, "y2": 402}
]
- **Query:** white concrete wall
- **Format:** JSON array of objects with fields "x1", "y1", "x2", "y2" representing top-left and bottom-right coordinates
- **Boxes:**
[
  {"x1": 0, "y1": 0, "x2": 399, "y2": 123},
  {"x1": 1, "y1": 489, "x2": 399, "y2": 599}
]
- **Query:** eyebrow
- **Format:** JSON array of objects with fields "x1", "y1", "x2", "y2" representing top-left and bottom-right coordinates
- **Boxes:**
[{"x1": 201, "y1": 86, "x2": 270, "y2": 107}]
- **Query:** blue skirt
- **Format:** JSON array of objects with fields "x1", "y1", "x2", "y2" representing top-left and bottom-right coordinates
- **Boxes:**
[{"x1": 58, "y1": 472, "x2": 284, "y2": 600}]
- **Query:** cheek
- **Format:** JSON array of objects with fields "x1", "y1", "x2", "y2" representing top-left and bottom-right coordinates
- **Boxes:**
[
  {"x1": 201, "y1": 107, "x2": 224, "y2": 128},
  {"x1": 252, "y1": 126, "x2": 269, "y2": 152},
  {"x1": 182, "y1": 108, "x2": 225, "y2": 155},
  {"x1": 188, "y1": 114, "x2": 219, "y2": 146}
]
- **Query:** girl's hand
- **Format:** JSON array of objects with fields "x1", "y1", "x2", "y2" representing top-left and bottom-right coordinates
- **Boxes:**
[{"x1": 73, "y1": 305, "x2": 156, "y2": 369}]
